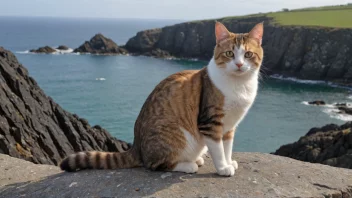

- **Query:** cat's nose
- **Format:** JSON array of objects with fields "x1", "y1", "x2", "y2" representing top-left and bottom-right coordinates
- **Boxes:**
[{"x1": 236, "y1": 63, "x2": 243, "y2": 68}]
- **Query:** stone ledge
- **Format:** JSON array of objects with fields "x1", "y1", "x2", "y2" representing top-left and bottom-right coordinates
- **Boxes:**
[{"x1": 1, "y1": 153, "x2": 351, "y2": 198}]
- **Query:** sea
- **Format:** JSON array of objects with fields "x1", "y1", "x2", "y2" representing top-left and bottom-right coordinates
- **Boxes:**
[{"x1": 0, "y1": 16, "x2": 351, "y2": 153}]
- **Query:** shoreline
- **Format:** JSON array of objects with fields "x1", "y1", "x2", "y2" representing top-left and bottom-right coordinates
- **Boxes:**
[{"x1": 15, "y1": 49, "x2": 352, "y2": 90}]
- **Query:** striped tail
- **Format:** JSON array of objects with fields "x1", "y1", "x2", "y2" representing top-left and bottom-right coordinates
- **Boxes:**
[{"x1": 59, "y1": 149, "x2": 141, "y2": 172}]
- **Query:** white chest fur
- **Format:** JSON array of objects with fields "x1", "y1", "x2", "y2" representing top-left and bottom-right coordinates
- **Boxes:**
[{"x1": 207, "y1": 59, "x2": 258, "y2": 133}]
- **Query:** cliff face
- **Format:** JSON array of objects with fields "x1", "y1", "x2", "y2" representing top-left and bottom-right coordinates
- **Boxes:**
[
  {"x1": 0, "y1": 47, "x2": 131, "y2": 165},
  {"x1": 125, "y1": 17, "x2": 352, "y2": 83}
]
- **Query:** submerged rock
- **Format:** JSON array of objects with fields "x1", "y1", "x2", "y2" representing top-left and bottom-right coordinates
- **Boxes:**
[
  {"x1": 335, "y1": 102, "x2": 349, "y2": 107},
  {"x1": 274, "y1": 122, "x2": 352, "y2": 169},
  {"x1": 74, "y1": 33, "x2": 126, "y2": 54},
  {"x1": 29, "y1": 46, "x2": 56, "y2": 54},
  {"x1": 308, "y1": 100, "x2": 326, "y2": 105},
  {"x1": 338, "y1": 106, "x2": 352, "y2": 115},
  {"x1": 56, "y1": 45, "x2": 69, "y2": 50},
  {"x1": 0, "y1": 47, "x2": 131, "y2": 165}
]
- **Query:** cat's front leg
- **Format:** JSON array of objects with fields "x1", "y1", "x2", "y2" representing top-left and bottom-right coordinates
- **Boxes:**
[
  {"x1": 204, "y1": 137, "x2": 235, "y2": 177},
  {"x1": 223, "y1": 130, "x2": 238, "y2": 170}
]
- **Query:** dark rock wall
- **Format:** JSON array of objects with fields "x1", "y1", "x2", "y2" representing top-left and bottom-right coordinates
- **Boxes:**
[
  {"x1": 125, "y1": 17, "x2": 352, "y2": 83},
  {"x1": 274, "y1": 122, "x2": 352, "y2": 169},
  {"x1": 0, "y1": 47, "x2": 131, "y2": 165}
]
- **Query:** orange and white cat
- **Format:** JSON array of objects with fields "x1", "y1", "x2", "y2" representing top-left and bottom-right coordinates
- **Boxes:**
[{"x1": 60, "y1": 21, "x2": 264, "y2": 176}]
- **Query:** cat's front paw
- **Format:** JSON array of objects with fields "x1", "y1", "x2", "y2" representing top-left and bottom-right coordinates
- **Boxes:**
[
  {"x1": 196, "y1": 157, "x2": 204, "y2": 167},
  {"x1": 229, "y1": 160, "x2": 238, "y2": 170},
  {"x1": 217, "y1": 165, "x2": 235, "y2": 177}
]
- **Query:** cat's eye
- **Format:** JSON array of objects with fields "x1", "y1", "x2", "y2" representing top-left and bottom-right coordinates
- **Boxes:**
[
  {"x1": 225, "y1": 51, "x2": 234, "y2": 58},
  {"x1": 244, "y1": 51, "x2": 253, "y2": 58}
]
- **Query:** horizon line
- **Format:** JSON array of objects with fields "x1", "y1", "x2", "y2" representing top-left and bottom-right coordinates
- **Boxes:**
[{"x1": 0, "y1": 15, "x2": 189, "y2": 21}]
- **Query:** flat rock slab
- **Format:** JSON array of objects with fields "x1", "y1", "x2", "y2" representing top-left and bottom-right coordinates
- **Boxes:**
[
  {"x1": 1, "y1": 153, "x2": 352, "y2": 198},
  {"x1": 0, "y1": 154, "x2": 61, "y2": 187}
]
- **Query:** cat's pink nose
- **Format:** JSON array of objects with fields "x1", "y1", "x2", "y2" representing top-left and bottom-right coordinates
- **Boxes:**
[{"x1": 236, "y1": 63, "x2": 243, "y2": 68}]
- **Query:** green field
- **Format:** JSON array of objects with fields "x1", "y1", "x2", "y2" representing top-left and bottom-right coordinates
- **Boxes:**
[
  {"x1": 267, "y1": 6, "x2": 352, "y2": 28},
  {"x1": 216, "y1": 4, "x2": 352, "y2": 28}
]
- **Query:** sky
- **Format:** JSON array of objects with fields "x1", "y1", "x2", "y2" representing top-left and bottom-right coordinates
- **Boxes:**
[{"x1": 0, "y1": 0, "x2": 349, "y2": 20}]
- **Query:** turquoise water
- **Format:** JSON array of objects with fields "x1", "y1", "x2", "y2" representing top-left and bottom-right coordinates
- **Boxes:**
[{"x1": 1, "y1": 17, "x2": 350, "y2": 153}]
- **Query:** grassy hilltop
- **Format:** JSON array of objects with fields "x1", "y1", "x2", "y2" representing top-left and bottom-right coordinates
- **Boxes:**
[{"x1": 220, "y1": 4, "x2": 352, "y2": 28}]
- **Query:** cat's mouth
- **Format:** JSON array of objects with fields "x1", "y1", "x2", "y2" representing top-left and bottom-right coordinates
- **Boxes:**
[{"x1": 232, "y1": 69, "x2": 249, "y2": 76}]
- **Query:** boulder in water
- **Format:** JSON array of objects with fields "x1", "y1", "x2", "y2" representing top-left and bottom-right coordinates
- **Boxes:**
[
  {"x1": 73, "y1": 33, "x2": 125, "y2": 54},
  {"x1": 338, "y1": 106, "x2": 352, "y2": 115},
  {"x1": 308, "y1": 100, "x2": 326, "y2": 105},
  {"x1": 29, "y1": 46, "x2": 56, "y2": 54},
  {"x1": 56, "y1": 45, "x2": 69, "y2": 50}
]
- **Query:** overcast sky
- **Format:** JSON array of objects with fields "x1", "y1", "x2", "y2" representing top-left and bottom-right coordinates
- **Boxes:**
[{"x1": 0, "y1": 0, "x2": 349, "y2": 20}]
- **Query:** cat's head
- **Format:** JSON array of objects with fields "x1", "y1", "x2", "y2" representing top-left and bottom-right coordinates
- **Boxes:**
[{"x1": 213, "y1": 22, "x2": 264, "y2": 77}]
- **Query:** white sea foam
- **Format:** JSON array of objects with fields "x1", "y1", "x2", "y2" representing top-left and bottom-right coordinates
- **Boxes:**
[
  {"x1": 16, "y1": 47, "x2": 74, "y2": 55},
  {"x1": 301, "y1": 101, "x2": 309, "y2": 106},
  {"x1": 301, "y1": 101, "x2": 335, "y2": 108},
  {"x1": 95, "y1": 78, "x2": 106, "y2": 81},
  {"x1": 270, "y1": 74, "x2": 326, "y2": 85},
  {"x1": 16, "y1": 50, "x2": 31, "y2": 54},
  {"x1": 54, "y1": 48, "x2": 74, "y2": 54},
  {"x1": 347, "y1": 95, "x2": 352, "y2": 100},
  {"x1": 302, "y1": 100, "x2": 352, "y2": 121},
  {"x1": 322, "y1": 108, "x2": 352, "y2": 121},
  {"x1": 271, "y1": 74, "x2": 352, "y2": 90}
]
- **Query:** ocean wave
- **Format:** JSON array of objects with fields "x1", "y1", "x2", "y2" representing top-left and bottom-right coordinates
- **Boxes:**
[
  {"x1": 302, "y1": 101, "x2": 352, "y2": 121},
  {"x1": 95, "y1": 78, "x2": 106, "y2": 81},
  {"x1": 301, "y1": 101, "x2": 309, "y2": 106},
  {"x1": 301, "y1": 101, "x2": 337, "y2": 108},
  {"x1": 270, "y1": 74, "x2": 326, "y2": 85},
  {"x1": 54, "y1": 48, "x2": 74, "y2": 54},
  {"x1": 322, "y1": 108, "x2": 352, "y2": 121},
  {"x1": 271, "y1": 74, "x2": 352, "y2": 90},
  {"x1": 16, "y1": 50, "x2": 32, "y2": 54},
  {"x1": 16, "y1": 47, "x2": 74, "y2": 55}
]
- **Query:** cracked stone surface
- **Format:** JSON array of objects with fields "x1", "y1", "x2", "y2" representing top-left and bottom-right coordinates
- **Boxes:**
[{"x1": 1, "y1": 153, "x2": 351, "y2": 198}]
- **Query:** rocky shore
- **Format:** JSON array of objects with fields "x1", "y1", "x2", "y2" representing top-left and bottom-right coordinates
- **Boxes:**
[{"x1": 274, "y1": 122, "x2": 352, "y2": 169}]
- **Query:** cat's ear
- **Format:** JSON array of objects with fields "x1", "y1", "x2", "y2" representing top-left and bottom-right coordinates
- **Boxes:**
[
  {"x1": 215, "y1": 21, "x2": 230, "y2": 43},
  {"x1": 249, "y1": 22, "x2": 264, "y2": 45}
]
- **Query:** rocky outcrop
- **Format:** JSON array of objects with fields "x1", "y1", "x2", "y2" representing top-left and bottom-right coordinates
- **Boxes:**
[
  {"x1": 338, "y1": 106, "x2": 352, "y2": 115},
  {"x1": 56, "y1": 45, "x2": 69, "y2": 50},
  {"x1": 306, "y1": 101, "x2": 352, "y2": 117},
  {"x1": 29, "y1": 46, "x2": 56, "y2": 54},
  {"x1": 0, "y1": 47, "x2": 131, "y2": 165},
  {"x1": 308, "y1": 100, "x2": 326, "y2": 105},
  {"x1": 74, "y1": 33, "x2": 128, "y2": 54},
  {"x1": 125, "y1": 16, "x2": 352, "y2": 84},
  {"x1": 274, "y1": 122, "x2": 352, "y2": 169},
  {"x1": 1, "y1": 153, "x2": 352, "y2": 197}
]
